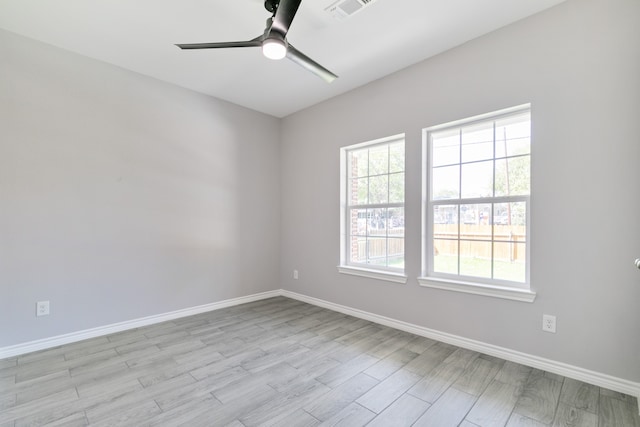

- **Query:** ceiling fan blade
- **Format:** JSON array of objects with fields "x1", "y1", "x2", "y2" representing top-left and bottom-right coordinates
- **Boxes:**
[
  {"x1": 176, "y1": 39, "x2": 263, "y2": 50},
  {"x1": 271, "y1": 0, "x2": 302, "y2": 36},
  {"x1": 286, "y1": 44, "x2": 338, "y2": 83}
]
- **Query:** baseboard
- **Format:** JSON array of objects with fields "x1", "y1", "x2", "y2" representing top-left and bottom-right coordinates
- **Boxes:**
[
  {"x1": 281, "y1": 290, "x2": 640, "y2": 412},
  {"x1": 0, "y1": 290, "x2": 280, "y2": 359}
]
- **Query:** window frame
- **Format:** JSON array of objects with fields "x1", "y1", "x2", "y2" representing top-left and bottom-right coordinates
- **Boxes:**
[
  {"x1": 419, "y1": 105, "x2": 536, "y2": 302},
  {"x1": 339, "y1": 134, "x2": 407, "y2": 284}
]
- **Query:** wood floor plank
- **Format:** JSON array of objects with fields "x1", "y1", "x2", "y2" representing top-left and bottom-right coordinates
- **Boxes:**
[
  {"x1": 196, "y1": 333, "x2": 235, "y2": 351},
  {"x1": 453, "y1": 356, "x2": 503, "y2": 397},
  {"x1": 558, "y1": 377, "x2": 599, "y2": 414},
  {"x1": 88, "y1": 399, "x2": 161, "y2": 426},
  {"x1": 67, "y1": 350, "x2": 129, "y2": 379},
  {"x1": 171, "y1": 344, "x2": 224, "y2": 368},
  {"x1": 241, "y1": 342, "x2": 309, "y2": 373},
  {"x1": 542, "y1": 371, "x2": 565, "y2": 383},
  {"x1": 330, "y1": 337, "x2": 385, "y2": 364},
  {"x1": 0, "y1": 388, "x2": 79, "y2": 426},
  {"x1": 213, "y1": 363, "x2": 298, "y2": 404},
  {"x1": 112, "y1": 338, "x2": 161, "y2": 357},
  {"x1": 356, "y1": 368, "x2": 422, "y2": 414},
  {"x1": 105, "y1": 328, "x2": 149, "y2": 346},
  {"x1": 124, "y1": 340, "x2": 201, "y2": 369},
  {"x1": 17, "y1": 411, "x2": 89, "y2": 427},
  {"x1": 139, "y1": 372, "x2": 197, "y2": 399},
  {"x1": 335, "y1": 317, "x2": 371, "y2": 332},
  {"x1": 552, "y1": 402, "x2": 597, "y2": 427},
  {"x1": 147, "y1": 395, "x2": 221, "y2": 426},
  {"x1": 15, "y1": 375, "x2": 75, "y2": 406},
  {"x1": 188, "y1": 383, "x2": 279, "y2": 426},
  {"x1": 304, "y1": 373, "x2": 378, "y2": 421},
  {"x1": 464, "y1": 380, "x2": 522, "y2": 427},
  {"x1": 404, "y1": 336, "x2": 439, "y2": 355},
  {"x1": 239, "y1": 380, "x2": 331, "y2": 427},
  {"x1": 408, "y1": 348, "x2": 479, "y2": 403},
  {"x1": 364, "y1": 347, "x2": 419, "y2": 381},
  {"x1": 189, "y1": 348, "x2": 266, "y2": 380},
  {"x1": 403, "y1": 341, "x2": 457, "y2": 376},
  {"x1": 315, "y1": 353, "x2": 379, "y2": 388},
  {"x1": 0, "y1": 376, "x2": 13, "y2": 393},
  {"x1": 366, "y1": 393, "x2": 431, "y2": 427},
  {"x1": 287, "y1": 340, "x2": 345, "y2": 370},
  {"x1": 599, "y1": 394, "x2": 640, "y2": 427},
  {"x1": 0, "y1": 359, "x2": 16, "y2": 371},
  {"x1": 0, "y1": 375, "x2": 14, "y2": 390},
  {"x1": 63, "y1": 337, "x2": 125, "y2": 361},
  {"x1": 317, "y1": 402, "x2": 376, "y2": 427},
  {"x1": 600, "y1": 388, "x2": 637, "y2": 403},
  {"x1": 305, "y1": 321, "x2": 350, "y2": 339},
  {"x1": 0, "y1": 394, "x2": 15, "y2": 412},
  {"x1": 494, "y1": 361, "x2": 532, "y2": 387},
  {"x1": 286, "y1": 310, "x2": 329, "y2": 330},
  {"x1": 275, "y1": 328, "x2": 317, "y2": 344},
  {"x1": 270, "y1": 358, "x2": 340, "y2": 393},
  {"x1": 136, "y1": 360, "x2": 210, "y2": 388},
  {"x1": 335, "y1": 324, "x2": 383, "y2": 346},
  {"x1": 73, "y1": 359, "x2": 165, "y2": 393},
  {"x1": 2, "y1": 370, "x2": 70, "y2": 398},
  {"x1": 83, "y1": 387, "x2": 160, "y2": 423},
  {"x1": 266, "y1": 409, "x2": 321, "y2": 427},
  {"x1": 259, "y1": 312, "x2": 306, "y2": 330},
  {"x1": 366, "y1": 332, "x2": 415, "y2": 359},
  {"x1": 413, "y1": 387, "x2": 477, "y2": 427},
  {"x1": 13, "y1": 358, "x2": 70, "y2": 384},
  {"x1": 154, "y1": 368, "x2": 239, "y2": 411},
  {"x1": 75, "y1": 377, "x2": 142, "y2": 399},
  {"x1": 16, "y1": 347, "x2": 67, "y2": 365},
  {"x1": 512, "y1": 371, "x2": 562, "y2": 424},
  {"x1": 505, "y1": 413, "x2": 549, "y2": 426}
]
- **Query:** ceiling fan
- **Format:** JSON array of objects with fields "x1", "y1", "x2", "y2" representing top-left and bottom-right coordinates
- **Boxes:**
[{"x1": 176, "y1": 0, "x2": 338, "y2": 83}]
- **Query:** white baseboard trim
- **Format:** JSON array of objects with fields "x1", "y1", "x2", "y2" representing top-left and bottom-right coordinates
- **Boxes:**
[
  {"x1": 281, "y1": 290, "x2": 640, "y2": 412},
  {"x1": 0, "y1": 290, "x2": 280, "y2": 359}
]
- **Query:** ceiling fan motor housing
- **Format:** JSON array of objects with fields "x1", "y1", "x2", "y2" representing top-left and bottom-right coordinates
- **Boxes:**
[{"x1": 264, "y1": 0, "x2": 279, "y2": 14}]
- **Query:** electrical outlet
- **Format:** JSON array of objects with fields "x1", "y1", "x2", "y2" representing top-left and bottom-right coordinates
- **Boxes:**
[
  {"x1": 293, "y1": 269, "x2": 299, "y2": 280},
  {"x1": 542, "y1": 314, "x2": 556, "y2": 333},
  {"x1": 36, "y1": 301, "x2": 50, "y2": 317}
]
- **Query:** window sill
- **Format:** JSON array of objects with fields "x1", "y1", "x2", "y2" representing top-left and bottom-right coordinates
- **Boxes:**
[
  {"x1": 338, "y1": 266, "x2": 408, "y2": 284},
  {"x1": 417, "y1": 276, "x2": 536, "y2": 303}
]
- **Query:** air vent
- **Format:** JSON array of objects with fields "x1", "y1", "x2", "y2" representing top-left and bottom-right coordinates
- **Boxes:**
[{"x1": 325, "y1": 0, "x2": 378, "y2": 20}]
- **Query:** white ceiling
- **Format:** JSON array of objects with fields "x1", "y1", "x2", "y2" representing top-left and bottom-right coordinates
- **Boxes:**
[{"x1": 0, "y1": 0, "x2": 565, "y2": 117}]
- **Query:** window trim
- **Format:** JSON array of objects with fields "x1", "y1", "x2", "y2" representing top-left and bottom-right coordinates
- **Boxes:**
[
  {"x1": 417, "y1": 276, "x2": 536, "y2": 302},
  {"x1": 421, "y1": 104, "x2": 535, "y2": 301},
  {"x1": 339, "y1": 134, "x2": 406, "y2": 282},
  {"x1": 338, "y1": 265, "x2": 408, "y2": 284}
]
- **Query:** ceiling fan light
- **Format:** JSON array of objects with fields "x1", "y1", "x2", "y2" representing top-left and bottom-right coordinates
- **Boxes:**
[{"x1": 262, "y1": 37, "x2": 287, "y2": 60}]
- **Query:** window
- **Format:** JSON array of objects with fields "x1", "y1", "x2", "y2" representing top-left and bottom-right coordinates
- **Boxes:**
[
  {"x1": 420, "y1": 105, "x2": 535, "y2": 301},
  {"x1": 339, "y1": 135, "x2": 406, "y2": 283}
]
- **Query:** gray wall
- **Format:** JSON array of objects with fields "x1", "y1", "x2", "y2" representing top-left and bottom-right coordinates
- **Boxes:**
[
  {"x1": 280, "y1": 0, "x2": 640, "y2": 382},
  {"x1": 0, "y1": 29, "x2": 281, "y2": 347}
]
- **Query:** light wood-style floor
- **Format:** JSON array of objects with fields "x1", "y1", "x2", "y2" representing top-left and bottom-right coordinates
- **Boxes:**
[{"x1": 0, "y1": 297, "x2": 638, "y2": 426}]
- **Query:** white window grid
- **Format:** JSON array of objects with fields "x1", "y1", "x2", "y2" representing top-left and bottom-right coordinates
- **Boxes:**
[
  {"x1": 424, "y1": 106, "x2": 531, "y2": 288},
  {"x1": 341, "y1": 135, "x2": 405, "y2": 272}
]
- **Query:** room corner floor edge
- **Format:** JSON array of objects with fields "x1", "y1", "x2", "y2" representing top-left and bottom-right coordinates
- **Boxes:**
[{"x1": 2, "y1": 288, "x2": 639, "y2": 414}]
